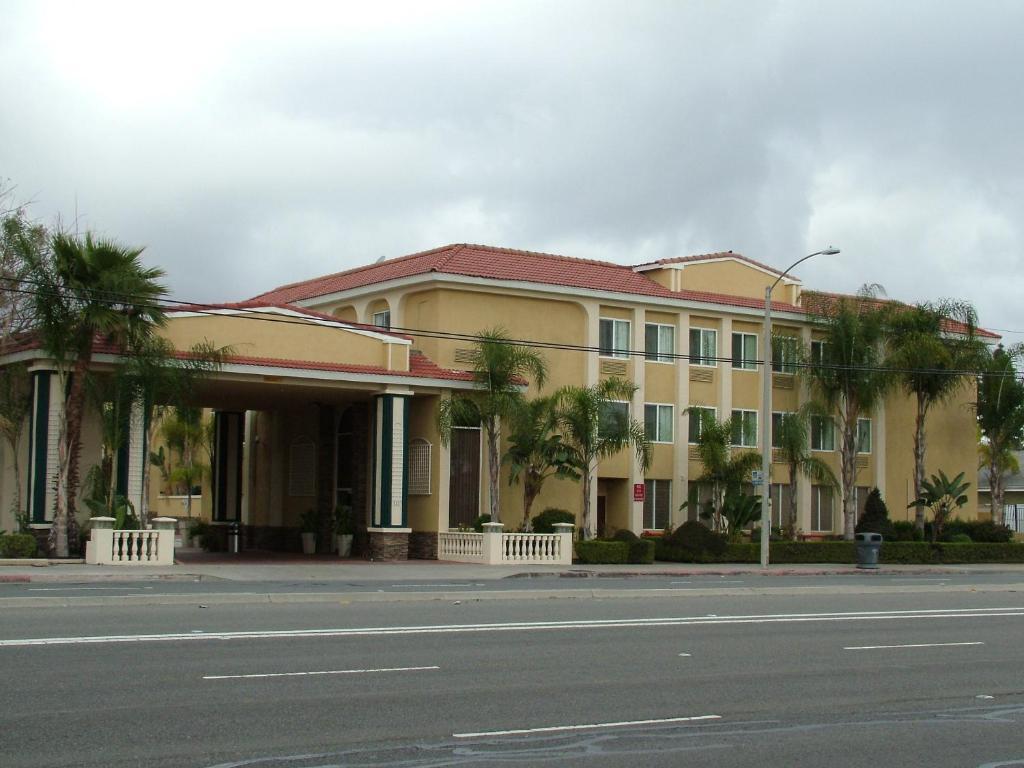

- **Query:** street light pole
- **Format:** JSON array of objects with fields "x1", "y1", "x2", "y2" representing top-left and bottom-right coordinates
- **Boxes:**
[{"x1": 759, "y1": 248, "x2": 839, "y2": 568}]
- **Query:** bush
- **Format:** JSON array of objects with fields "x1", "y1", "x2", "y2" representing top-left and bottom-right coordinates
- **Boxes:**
[
  {"x1": 188, "y1": 520, "x2": 224, "y2": 552},
  {"x1": 889, "y1": 521, "x2": 923, "y2": 542},
  {"x1": 0, "y1": 533, "x2": 37, "y2": 558},
  {"x1": 665, "y1": 520, "x2": 727, "y2": 556},
  {"x1": 609, "y1": 529, "x2": 655, "y2": 564},
  {"x1": 942, "y1": 519, "x2": 1013, "y2": 543},
  {"x1": 949, "y1": 533, "x2": 973, "y2": 544},
  {"x1": 575, "y1": 540, "x2": 629, "y2": 564},
  {"x1": 532, "y1": 508, "x2": 575, "y2": 534},
  {"x1": 472, "y1": 514, "x2": 492, "y2": 533},
  {"x1": 855, "y1": 488, "x2": 894, "y2": 539}
]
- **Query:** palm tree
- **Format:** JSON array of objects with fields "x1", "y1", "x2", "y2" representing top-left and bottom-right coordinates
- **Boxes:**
[
  {"x1": 160, "y1": 407, "x2": 210, "y2": 523},
  {"x1": 686, "y1": 411, "x2": 761, "y2": 533},
  {"x1": 804, "y1": 286, "x2": 893, "y2": 539},
  {"x1": 505, "y1": 396, "x2": 581, "y2": 530},
  {"x1": 773, "y1": 404, "x2": 838, "y2": 539},
  {"x1": 28, "y1": 232, "x2": 167, "y2": 557},
  {"x1": 438, "y1": 328, "x2": 548, "y2": 524},
  {"x1": 887, "y1": 300, "x2": 985, "y2": 531},
  {"x1": 976, "y1": 344, "x2": 1024, "y2": 518},
  {"x1": 555, "y1": 378, "x2": 650, "y2": 538},
  {"x1": 909, "y1": 469, "x2": 971, "y2": 541}
]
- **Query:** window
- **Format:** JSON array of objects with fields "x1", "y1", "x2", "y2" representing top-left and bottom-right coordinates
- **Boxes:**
[
  {"x1": 731, "y1": 332, "x2": 757, "y2": 370},
  {"x1": 687, "y1": 406, "x2": 716, "y2": 443},
  {"x1": 644, "y1": 404, "x2": 673, "y2": 443},
  {"x1": 599, "y1": 318, "x2": 631, "y2": 359},
  {"x1": 644, "y1": 479, "x2": 671, "y2": 530},
  {"x1": 811, "y1": 415, "x2": 835, "y2": 451},
  {"x1": 772, "y1": 336, "x2": 798, "y2": 374},
  {"x1": 689, "y1": 327, "x2": 717, "y2": 367},
  {"x1": 599, "y1": 401, "x2": 630, "y2": 438},
  {"x1": 811, "y1": 485, "x2": 834, "y2": 531},
  {"x1": 769, "y1": 483, "x2": 793, "y2": 528},
  {"x1": 810, "y1": 340, "x2": 831, "y2": 366},
  {"x1": 771, "y1": 411, "x2": 793, "y2": 449},
  {"x1": 645, "y1": 323, "x2": 675, "y2": 363},
  {"x1": 372, "y1": 309, "x2": 391, "y2": 329},
  {"x1": 857, "y1": 418, "x2": 872, "y2": 454},
  {"x1": 731, "y1": 410, "x2": 758, "y2": 448},
  {"x1": 686, "y1": 482, "x2": 713, "y2": 522},
  {"x1": 408, "y1": 438, "x2": 431, "y2": 495}
]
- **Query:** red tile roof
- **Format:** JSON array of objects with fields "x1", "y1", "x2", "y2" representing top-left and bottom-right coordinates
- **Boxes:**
[
  {"x1": 166, "y1": 301, "x2": 413, "y2": 340},
  {"x1": 635, "y1": 250, "x2": 787, "y2": 277},
  {"x1": 251, "y1": 243, "x2": 804, "y2": 313},
  {"x1": 803, "y1": 291, "x2": 1000, "y2": 340}
]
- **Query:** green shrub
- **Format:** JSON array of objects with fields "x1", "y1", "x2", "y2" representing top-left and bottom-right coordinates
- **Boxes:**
[
  {"x1": 949, "y1": 533, "x2": 973, "y2": 543},
  {"x1": 187, "y1": 520, "x2": 224, "y2": 552},
  {"x1": 855, "y1": 488, "x2": 895, "y2": 539},
  {"x1": 532, "y1": 508, "x2": 575, "y2": 534},
  {"x1": 609, "y1": 529, "x2": 655, "y2": 563},
  {"x1": 889, "y1": 521, "x2": 923, "y2": 542},
  {"x1": 942, "y1": 519, "x2": 1013, "y2": 543},
  {"x1": 0, "y1": 533, "x2": 38, "y2": 558},
  {"x1": 665, "y1": 520, "x2": 728, "y2": 556},
  {"x1": 575, "y1": 540, "x2": 629, "y2": 564},
  {"x1": 472, "y1": 514, "x2": 492, "y2": 533}
]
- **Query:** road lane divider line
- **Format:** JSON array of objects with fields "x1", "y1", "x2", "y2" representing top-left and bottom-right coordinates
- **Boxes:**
[
  {"x1": 3, "y1": 608, "x2": 1021, "y2": 647},
  {"x1": 843, "y1": 641, "x2": 985, "y2": 651},
  {"x1": 203, "y1": 665, "x2": 440, "y2": 680},
  {"x1": 27, "y1": 587, "x2": 154, "y2": 591},
  {"x1": 453, "y1": 714, "x2": 721, "y2": 738}
]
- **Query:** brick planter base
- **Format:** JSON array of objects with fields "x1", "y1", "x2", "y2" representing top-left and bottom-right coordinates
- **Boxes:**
[
  {"x1": 368, "y1": 528, "x2": 410, "y2": 561},
  {"x1": 408, "y1": 531, "x2": 439, "y2": 560}
]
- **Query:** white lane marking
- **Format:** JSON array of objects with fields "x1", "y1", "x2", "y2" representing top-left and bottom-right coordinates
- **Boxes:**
[
  {"x1": 2, "y1": 607, "x2": 1021, "y2": 647},
  {"x1": 27, "y1": 587, "x2": 154, "y2": 591},
  {"x1": 844, "y1": 641, "x2": 985, "y2": 651},
  {"x1": 453, "y1": 714, "x2": 721, "y2": 738},
  {"x1": 678, "y1": 653, "x2": 692, "y2": 657},
  {"x1": 670, "y1": 581, "x2": 692, "y2": 585},
  {"x1": 203, "y1": 665, "x2": 439, "y2": 680},
  {"x1": 390, "y1": 584, "x2": 485, "y2": 588}
]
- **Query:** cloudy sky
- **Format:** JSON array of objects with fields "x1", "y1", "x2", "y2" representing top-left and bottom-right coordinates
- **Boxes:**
[{"x1": 2, "y1": 0, "x2": 1021, "y2": 343}]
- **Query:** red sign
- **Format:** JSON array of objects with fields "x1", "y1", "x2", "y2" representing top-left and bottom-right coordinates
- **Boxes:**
[{"x1": 633, "y1": 483, "x2": 646, "y2": 502}]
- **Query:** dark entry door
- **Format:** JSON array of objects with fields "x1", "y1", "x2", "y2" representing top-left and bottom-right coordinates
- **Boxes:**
[
  {"x1": 449, "y1": 427, "x2": 481, "y2": 528},
  {"x1": 597, "y1": 496, "x2": 607, "y2": 538}
]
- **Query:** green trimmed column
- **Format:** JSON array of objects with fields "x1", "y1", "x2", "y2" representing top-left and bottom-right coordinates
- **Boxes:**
[
  {"x1": 26, "y1": 369, "x2": 60, "y2": 525},
  {"x1": 369, "y1": 391, "x2": 411, "y2": 560}
]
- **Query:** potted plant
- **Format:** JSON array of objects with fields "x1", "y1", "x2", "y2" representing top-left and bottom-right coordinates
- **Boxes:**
[
  {"x1": 299, "y1": 508, "x2": 318, "y2": 555},
  {"x1": 334, "y1": 505, "x2": 354, "y2": 558}
]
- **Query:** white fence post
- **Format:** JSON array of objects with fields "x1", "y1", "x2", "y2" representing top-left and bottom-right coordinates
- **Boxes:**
[
  {"x1": 481, "y1": 522, "x2": 505, "y2": 565},
  {"x1": 553, "y1": 522, "x2": 575, "y2": 565},
  {"x1": 151, "y1": 517, "x2": 178, "y2": 566},
  {"x1": 86, "y1": 516, "x2": 115, "y2": 565}
]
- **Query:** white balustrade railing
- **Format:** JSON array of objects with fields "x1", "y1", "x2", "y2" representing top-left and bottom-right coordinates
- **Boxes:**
[
  {"x1": 438, "y1": 523, "x2": 573, "y2": 565},
  {"x1": 85, "y1": 517, "x2": 176, "y2": 566}
]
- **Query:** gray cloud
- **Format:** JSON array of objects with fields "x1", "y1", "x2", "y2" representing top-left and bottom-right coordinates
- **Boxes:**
[{"x1": 1, "y1": 0, "x2": 1021, "y2": 342}]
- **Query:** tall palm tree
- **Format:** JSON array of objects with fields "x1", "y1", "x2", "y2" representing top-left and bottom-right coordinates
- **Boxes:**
[
  {"x1": 976, "y1": 344, "x2": 1024, "y2": 518},
  {"x1": 505, "y1": 396, "x2": 581, "y2": 530},
  {"x1": 686, "y1": 411, "x2": 761, "y2": 533},
  {"x1": 555, "y1": 378, "x2": 650, "y2": 539},
  {"x1": 887, "y1": 300, "x2": 984, "y2": 531},
  {"x1": 805, "y1": 286, "x2": 893, "y2": 540},
  {"x1": 28, "y1": 232, "x2": 167, "y2": 556},
  {"x1": 438, "y1": 328, "x2": 548, "y2": 524},
  {"x1": 773, "y1": 404, "x2": 838, "y2": 538}
]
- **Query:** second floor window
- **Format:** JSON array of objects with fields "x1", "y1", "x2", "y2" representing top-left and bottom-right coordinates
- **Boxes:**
[
  {"x1": 645, "y1": 323, "x2": 675, "y2": 362},
  {"x1": 857, "y1": 418, "x2": 872, "y2": 454},
  {"x1": 689, "y1": 327, "x2": 717, "y2": 367},
  {"x1": 687, "y1": 406, "x2": 716, "y2": 443},
  {"x1": 600, "y1": 318, "x2": 630, "y2": 359},
  {"x1": 372, "y1": 310, "x2": 391, "y2": 329},
  {"x1": 644, "y1": 404, "x2": 673, "y2": 443},
  {"x1": 771, "y1": 411, "x2": 793, "y2": 449},
  {"x1": 811, "y1": 415, "x2": 835, "y2": 451},
  {"x1": 731, "y1": 332, "x2": 757, "y2": 371},
  {"x1": 731, "y1": 409, "x2": 758, "y2": 448},
  {"x1": 599, "y1": 401, "x2": 630, "y2": 438},
  {"x1": 772, "y1": 336, "x2": 798, "y2": 374}
]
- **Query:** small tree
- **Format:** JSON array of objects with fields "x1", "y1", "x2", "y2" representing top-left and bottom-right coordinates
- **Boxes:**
[
  {"x1": 504, "y1": 396, "x2": 580, "y2": 530},
  {"x1": 555, "y1": 379, "x2": 650, "y2": 539},
  {"x1": 438, "y1": 328, "x2": 548, "y2": 524},
  {"x1": 909, "y1": 470, "x2": 971, "y2": 542},
  {"x1": 773, "y1": 404, "x2": 838, "y2": 539},
  {"x1": 686, "y1": 411, "x2": 760, "y2": 533},
  {"x1": 976, "y1": 344, "x2": 1024, "y2": 519},
  {"x1": 855, "y1": 487, "x2": 894, "y2": 539}
]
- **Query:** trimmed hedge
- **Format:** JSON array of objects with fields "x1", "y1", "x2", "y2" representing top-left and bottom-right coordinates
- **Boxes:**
[
  {"x1": 610, "y1": 530, "x2": 656, "y2": 564},
  {"x1": 0, "y1": 533, "x2": 38, "y2": 558},
  {"x1": 575, "y1": 540, "x2": 629, "y2": 564},
  {"x1": 654, "y1": 539, "x2": 1024, "y2": 564},
  {"x1": 532, "y1": 508, "x2": 575, "y2": 534}
]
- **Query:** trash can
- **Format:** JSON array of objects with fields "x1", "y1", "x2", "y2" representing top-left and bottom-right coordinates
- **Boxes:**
[
  {"x1": 228, "y1": 522, "x2": 241, "y2": 554},
  {"x1": 855, "y1": 532, "x2": 882, "y2": 569}
]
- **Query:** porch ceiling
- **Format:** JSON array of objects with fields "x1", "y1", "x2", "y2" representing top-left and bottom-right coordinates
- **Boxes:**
[{"x1": 186, "y1": 376, "x2": 401, "y2": 411}]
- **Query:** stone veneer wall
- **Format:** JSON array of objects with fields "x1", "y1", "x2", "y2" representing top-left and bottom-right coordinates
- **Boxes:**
[
  {"x1": 408, "y1": 531, "x2": 438, "y2": 560},
  {"x1": 368, "y1": 530, "x2": 410, "y2": 561}
]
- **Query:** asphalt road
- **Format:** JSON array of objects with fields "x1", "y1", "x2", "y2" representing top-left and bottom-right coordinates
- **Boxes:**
[{"x1": 2, "y1": 589, "x2": 1024, "y2": 767}]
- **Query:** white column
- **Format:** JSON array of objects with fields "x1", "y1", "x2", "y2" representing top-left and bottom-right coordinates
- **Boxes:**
[
  {"x1": 581, "y1": 300, "x2": 600, "y2": 526},
  {"x1": 629, "y1": 307, "x2": 646, "y2": 533},
  {"x1": 437, "y1": 391, "x2": 452, "y2": 532},
  {"x1": 718, "y1": 316, "x2": 733, "y2": 427},
  {"x1": 125, "y1": 400, "x2": 147, "y2": 519},
  {"x1": 873, "y1": 399, "x2": 886, "y2": 499},
  {"x1": 26, "y1": 369, "x2": 60, "y2": 525},
  {"x1": 796, "y1": 326, "x2": 813, "y2": 533},
  {"x1": 371, "y1": 391, "x2": 412, "y2": 529}
]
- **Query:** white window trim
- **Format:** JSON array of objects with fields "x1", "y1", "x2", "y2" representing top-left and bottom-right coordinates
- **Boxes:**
[
  {"x1": 644, "y1": 322, "x2": 675, "y2": 365},
  {"x1": 731, "y1": 332, "x2": 758, "y2": 371},
  {"x1": 372, "y1": 309, "x2": 391, "y2": 329},
  {"x1": 689, "y1": 327, "x2": 718, "y2": 368},
  {"x1": 644, "y1": 402, "x2": 674, "y2": 444},
  {"x1": 730, "y1": 409, "x2": 758, "y2": 448},
  {"x1": 599, "y1": 317, "x2": 631, "y2": 360},
  {"x1": 687, "y1": 405, "x2": 717, "y2": 445},
  {"x1": 857, "y1": 418, "x2": 872, "y2": 455}
]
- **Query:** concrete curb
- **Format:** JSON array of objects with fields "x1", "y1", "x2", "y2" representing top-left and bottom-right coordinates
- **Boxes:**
[{"x1": 3, "y1": 581, "x2": 1023, "y2": 608}]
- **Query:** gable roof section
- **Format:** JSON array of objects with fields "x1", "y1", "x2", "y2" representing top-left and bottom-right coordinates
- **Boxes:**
[
  {"x1": 633, "y1": 250, "x2": 788, "y2": 278},
  {"x1": 251, "y1": 243, "x2": 804, "y2": 314}
]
